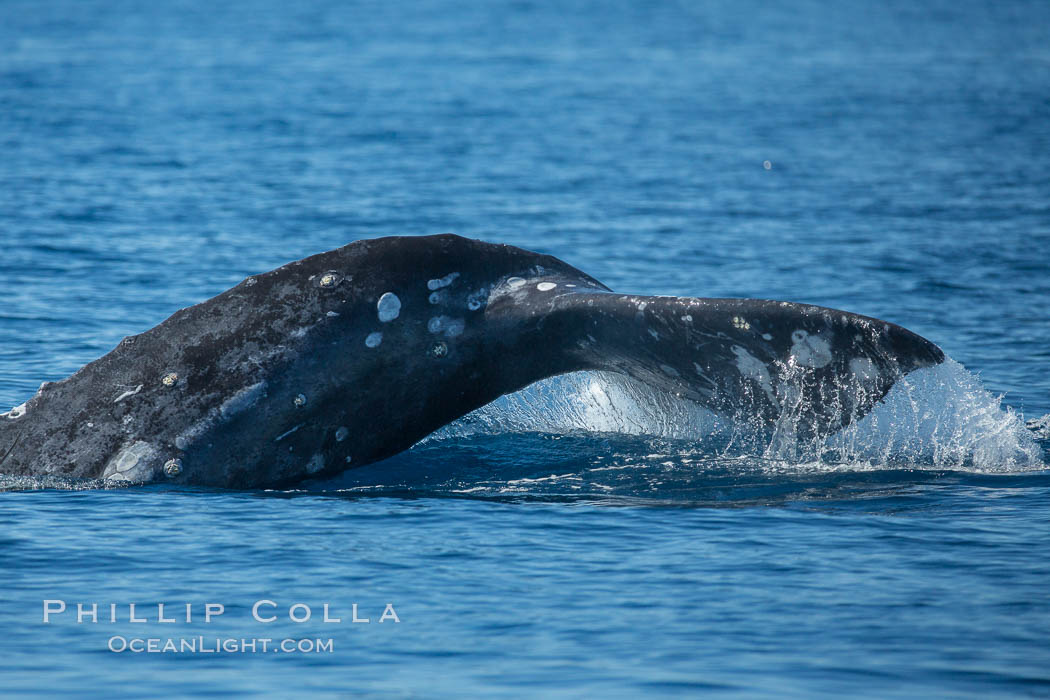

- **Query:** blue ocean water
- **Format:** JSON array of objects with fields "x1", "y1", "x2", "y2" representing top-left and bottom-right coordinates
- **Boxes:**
[{"x1": 2, "y1": 0, "x2": 1049, "y2": 696}]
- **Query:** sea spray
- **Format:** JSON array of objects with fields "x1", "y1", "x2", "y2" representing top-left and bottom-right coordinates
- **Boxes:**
[{"x1": 429, "y1": 359, "x2": 1043, "y2": 473}]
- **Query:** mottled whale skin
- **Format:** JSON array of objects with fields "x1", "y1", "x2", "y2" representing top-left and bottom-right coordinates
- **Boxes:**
[{"x1": 0, "y1": 234, "x2": 943, "y2": 488}]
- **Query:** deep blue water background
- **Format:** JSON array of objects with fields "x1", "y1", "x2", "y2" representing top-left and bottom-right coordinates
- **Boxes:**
[{"x1": 2, "y1": 0, "x2": 1049, "y2": 697}]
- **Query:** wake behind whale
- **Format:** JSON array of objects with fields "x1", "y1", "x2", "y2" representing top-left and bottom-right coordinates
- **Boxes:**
[{"x1": 0, "y1": 234, "x2": 1039, "y2": 490}]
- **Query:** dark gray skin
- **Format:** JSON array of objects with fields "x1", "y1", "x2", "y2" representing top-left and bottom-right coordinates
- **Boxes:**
[{"x1": 0, "y1": 234, "x2": 943, "y2": 489}]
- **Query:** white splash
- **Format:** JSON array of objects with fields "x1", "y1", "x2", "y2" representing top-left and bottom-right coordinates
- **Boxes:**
[{"x1": 428, "y1": 359, "x2": 1042, "y2": 473}]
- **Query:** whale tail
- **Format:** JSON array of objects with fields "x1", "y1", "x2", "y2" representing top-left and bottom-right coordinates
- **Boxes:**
[
  {"x1": 0, "y1": 234, "x2": 948, "y2": 488},
  {"x1": 489, "y1": 281, "x2": 944, "y2": 440}
]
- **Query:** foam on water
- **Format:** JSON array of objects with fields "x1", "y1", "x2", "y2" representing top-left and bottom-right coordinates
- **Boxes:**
[{"x1": 429, "y1": 359, "x2": 1044, "y2": 473}]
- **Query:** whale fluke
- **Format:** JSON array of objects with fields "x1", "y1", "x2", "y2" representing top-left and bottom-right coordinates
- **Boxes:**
[{"x1": 0, "y1": 234, "x2": 944, "y2": 488}]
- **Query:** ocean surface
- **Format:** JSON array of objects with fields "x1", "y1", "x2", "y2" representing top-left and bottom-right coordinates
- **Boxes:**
[{"x1": 2, "y1": 0, "x2": 1049, "y2": 697}]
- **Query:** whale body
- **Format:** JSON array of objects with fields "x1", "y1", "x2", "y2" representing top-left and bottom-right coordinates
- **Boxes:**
[{"x1": 0, "y1": 234, "x2": 943, "y2": 488}]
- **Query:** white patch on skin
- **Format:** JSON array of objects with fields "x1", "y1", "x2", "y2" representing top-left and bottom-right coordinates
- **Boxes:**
[
  {"x1": 536, "y1": 282, "x2": 557, "y2": 291},
  {"x1": 219, "y1": 382, "x2": 268, "y2": 421},
  {"x1": 648, "y1": 329, "x2": 660, "y2": 340},
  {"x1": 444, "y1": 318, "x2": 465, "y2": 337},
  {"x1": 292, "y1": 327, "x2": 308, "y2": 338},
  {"x1": 377, "y1": 292, "x2": 401, "y2": 322},
  {"x1": 680, "y1": 315, "x2": 693, "y2": 323},
  {"x1": 427, "y1": 272, "x2": 460, "y2": 291},
  {"x1": 789, "y1": 330, "x2": 833, "y2": 368},
  {"x1": 306, "y1": 454, "x2": 325, "y2": 474},
  {"x1": 732, "y1": 346, "x2": 777, "y2": 404},
  {"x1": 335, "y1": 427, "x2": 349, "y2": 442},
  {"x1": 731, "y1": 316, "x2": 751, "y2": 330},
  {"x1": 660, "y1": 364, "x2": 680, "y2": 377},
  {"x1": 428, "y1": 316, "x2": 464, "y2": 337},
  {"x1": 762, "y1": 333, "x2": 773, "y2": 341},
  {"x1": 326, "y1": 311, "x2": 340, "y2": 318},
  {"x1": 345, "y1": 456, "x2": 353, "y2": 463},
  {"x1": 171, "y1": 406, "x2": 224, "y2": 454},
  {"x1": 849, "y1": 357, "x2": 878, "y2": 381},
  {"x1": 506, "y1": 277, "x2": 526, "y2": 289},
  {"x1": 365, "y1": 331, "x2": 383, "y2": 348},
  {"x1": 4, "y1": 402, "x2": 28, "y2": 419},
  {"x1": 113, "y1": 385, "x2": 143, "y2": 403},
  {"x1": 102, "y1": 441, "x2": 158, "y2": 482},
  {"x1": 275, "y1": 424, "x2": 303, "y2": 442}
]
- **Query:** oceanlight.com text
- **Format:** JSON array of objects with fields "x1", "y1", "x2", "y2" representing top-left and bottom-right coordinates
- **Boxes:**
[{"x1": 108, "y1": 636, "x2": 335, "y2": 654}]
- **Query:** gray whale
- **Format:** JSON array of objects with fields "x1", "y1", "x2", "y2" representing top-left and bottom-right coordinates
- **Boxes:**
[{"x1": 0, "y1": 234, "x2": 943, "y2": 488}]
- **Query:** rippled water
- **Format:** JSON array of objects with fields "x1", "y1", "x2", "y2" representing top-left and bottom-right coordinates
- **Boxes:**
[{"x1": 2, "y1": 0, "x2": 1049, "y2": 696}]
